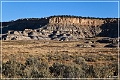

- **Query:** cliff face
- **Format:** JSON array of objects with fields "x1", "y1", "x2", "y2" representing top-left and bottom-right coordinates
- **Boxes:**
[
  {"x1": 49, "y1": 17, "x2": 105, "y2": 26},
  {"x1": 1, "y1": 16, "x2": 119, "y2": 41}
]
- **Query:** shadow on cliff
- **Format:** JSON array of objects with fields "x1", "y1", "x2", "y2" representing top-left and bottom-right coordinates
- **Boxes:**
[
  {"x1": 1, "y1": 19, "x2": 49, "y2": 34},
  {"x1": 97, "y1": 20, "x2": 119, "y2": 38}
]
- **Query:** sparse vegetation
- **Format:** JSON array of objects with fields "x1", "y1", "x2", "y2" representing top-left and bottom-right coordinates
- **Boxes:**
[
  {"x1": 1, "y1": 14, "x2": 119, "y2": 79},
  {"x1": 2, "y1": 40, "x2": 119, "y2": 78},
  {"x1": 2, "y1": 55, "x2": 118, "y2": 78}
]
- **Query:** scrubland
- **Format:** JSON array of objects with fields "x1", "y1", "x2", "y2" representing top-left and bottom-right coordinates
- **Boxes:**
[{"x1": 1, "y1": 38, "x2": 119, "y2": 79}]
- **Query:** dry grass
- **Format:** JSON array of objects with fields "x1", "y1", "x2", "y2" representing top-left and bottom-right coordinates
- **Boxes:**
[{"x1": 1, "y1": 37, "x2": 119, "y2": 78}]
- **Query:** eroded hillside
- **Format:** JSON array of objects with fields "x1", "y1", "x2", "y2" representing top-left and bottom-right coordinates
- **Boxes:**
[{"x1": 1, "y1": 15, "x2": 119, "y2": 41}]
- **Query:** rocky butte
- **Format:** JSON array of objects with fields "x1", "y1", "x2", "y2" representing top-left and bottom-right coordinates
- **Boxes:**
[{"x1": 1, "y1": 15, "x2": 119, "y2": 41}]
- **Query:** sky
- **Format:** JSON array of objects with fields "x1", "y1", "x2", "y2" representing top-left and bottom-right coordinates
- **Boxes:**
[{"x1": 1, "y1": 1, "x2": 119, "y2": 22}]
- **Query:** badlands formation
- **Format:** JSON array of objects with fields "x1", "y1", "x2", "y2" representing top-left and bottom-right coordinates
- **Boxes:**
[{"x1": 1, "y1": 15, "x2": 119, "y2": 41}]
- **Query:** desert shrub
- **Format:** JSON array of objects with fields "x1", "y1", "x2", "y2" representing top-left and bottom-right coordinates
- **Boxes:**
[
  {"x1": 73, "y1": 57, "x2": 86, "y2": 65},
  {"x1": 92, "y1": 63, "x2": 118, "y2": 78},
  {"x1": 2, "y1": 55, "x2": 118, "y2": 78},
  {"x1": 105, "y1": 55, "x2": 117, "y2": 61},
  {"x1": 73, "y1": 57, "x2": 95, "y2": 78},
  {"x1": 84, "y1": 65, "x2": 97, "y2": 78},
  {"x1": 48, "y1": 53, "x2": 72, "y2": 62},
  {"x1": 2, "y1": 56, "x2": 51, "y2": 78},
  {"x1": 98, "y1": 54, "x2": 117, "y2": 61},
  {"x1": 63, "y1": 64, "x2": 85, "y2": 78},
  {"x1": 24, "y1": 65, "x2": 50, "y2": 78},
  {"x1": 47, "y1": 53, "x2": 62, "y2": 61},
  {"x1": 49, "y1": 62, "x2": 66, "y2": 77},
  {"x1": 83, "y1": 54, "x2": 97, "y2": 62},
  {"x1": 25, "y1": 56, "x2": 41, "y2": 66},
  {"x1": 49, "y1": 62, "x2": 85, "y2": 78},
  {"x1": 24, "y1": 56, "x2": 51, "y2": 78},
  {"x1": 84, "y1": 63, "x2": 118, "y2": 78},
  {"x1": 2, "y1": 60, "x2": 26, "y2": 78},
  {"x1": 62, "y1": 53, "x2": 71, "y2": 61}
]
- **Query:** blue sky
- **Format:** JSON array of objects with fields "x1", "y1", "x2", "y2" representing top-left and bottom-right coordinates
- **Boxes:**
[{"x1": 1, "y1": 1, "x2": 119, "y2": 22}]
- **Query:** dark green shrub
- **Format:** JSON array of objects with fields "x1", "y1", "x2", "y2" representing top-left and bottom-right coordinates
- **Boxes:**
[
  {"x1": 73, "y1": 57, "x2": 86, "y2": 65},
  {"x1": 85, "y1": 65, "x2": 97, "y2": 78},
  {"x1": 63, "y1": 64, "x2": 85, "y2": 78},
  {"x1": 2, "y1": 56, "x2": 51, "y2": 78},
  {"x1": 2, "y1": 55, "x2": 118, "y2": 78},
  {"x1": 83, "y1": 54, "x2": 97, "y2": 62},
  {"x1": 49, "y1": 62, "x2": 66, "y2": 77},
  {"x1": 2, "y1": 60, "x2": 26, "y2": 78},
  {"x1": 24, "y1": 57, "x2": 51, "y2": 78},
  {"x1": 93, "y1": 63, "x2": 118, "y2": 78},
  {"x1": 49, "y1": 62, "x2": 85, "y2": 78}
]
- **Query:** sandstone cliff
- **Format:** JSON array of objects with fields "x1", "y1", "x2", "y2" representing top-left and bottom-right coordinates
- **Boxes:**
[{"x1": 1, "y1": 15, "x2": 119, "y2": 41}]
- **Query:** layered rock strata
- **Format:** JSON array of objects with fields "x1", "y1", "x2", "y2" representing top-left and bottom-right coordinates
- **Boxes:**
[{"x1": 1, "y1": 16, "x2": 119, "y2": 41}]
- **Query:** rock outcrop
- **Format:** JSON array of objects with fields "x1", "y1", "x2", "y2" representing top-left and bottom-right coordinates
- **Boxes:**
[{"x1": 1, "y1": 15, "x2": 119, "y2": 41}]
